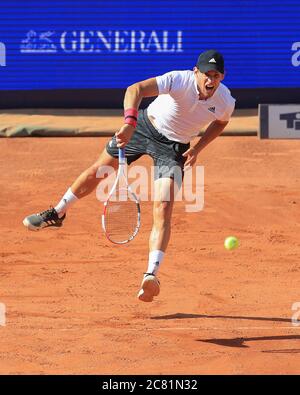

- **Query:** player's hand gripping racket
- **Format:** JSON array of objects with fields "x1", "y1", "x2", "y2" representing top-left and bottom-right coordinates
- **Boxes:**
[{"x1": 102, "y1": 148, "x2": 141, "y2": 244}]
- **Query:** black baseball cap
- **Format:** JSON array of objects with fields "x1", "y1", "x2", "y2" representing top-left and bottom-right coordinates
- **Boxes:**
[{"x1": 196, "y1": 49, "x2": 224, "y2": 74}]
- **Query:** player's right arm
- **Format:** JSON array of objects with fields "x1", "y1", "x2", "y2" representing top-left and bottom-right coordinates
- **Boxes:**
[
  {"x1": 124, "y1": 77, "x2": 159, "y2": 109},
  {"x1": 116, "y1": 78, "x2": 159, "y2": 148}
]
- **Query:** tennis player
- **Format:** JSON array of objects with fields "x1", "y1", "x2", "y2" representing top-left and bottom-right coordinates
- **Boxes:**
[{"x1": 23, "y1": 49, "x2": 235, "y2": 302}]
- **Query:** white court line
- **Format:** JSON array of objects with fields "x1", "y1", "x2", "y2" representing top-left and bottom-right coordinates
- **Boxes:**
[
  {"x1": 150, "y1": 327, "x2": 300, "y2": 331},
  {"x1": 55, "y1": 326, "x2": 300, "y2": 332},
  {"x1": 142, "y1": 327, "x2": 300, "y2": 331}
]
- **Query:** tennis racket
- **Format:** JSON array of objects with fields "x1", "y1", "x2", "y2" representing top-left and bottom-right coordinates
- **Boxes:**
[{"x1": 102, "y1": 148, "x2": 141, "y2": 244}]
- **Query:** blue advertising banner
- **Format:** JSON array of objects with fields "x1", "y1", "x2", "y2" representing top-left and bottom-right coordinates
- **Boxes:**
[{"x1": 0, "y1": 0, "x2": 299, "y2": 90}]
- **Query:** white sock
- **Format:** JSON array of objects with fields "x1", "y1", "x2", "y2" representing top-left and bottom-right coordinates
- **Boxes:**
[
  {"x1": 54, "y1": 187, "x2": 78, "y2": 217},
  {"x1": 147, "y1": 250, "x2": 165, "y2": 275}
]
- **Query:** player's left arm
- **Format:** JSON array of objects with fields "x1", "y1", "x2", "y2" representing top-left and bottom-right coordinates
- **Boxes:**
[{"x1": 183, "y1": 119, "x2": 229, "y2": 168}]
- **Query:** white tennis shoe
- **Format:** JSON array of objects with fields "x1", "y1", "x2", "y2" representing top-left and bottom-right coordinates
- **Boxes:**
[{"x1": 138, "y1": 273, "x2": 160, "y2": 302}]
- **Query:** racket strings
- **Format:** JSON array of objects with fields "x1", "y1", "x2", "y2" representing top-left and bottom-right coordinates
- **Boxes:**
[{"x1": 104, "y1": 189, "x2": 140, "y2": 243}]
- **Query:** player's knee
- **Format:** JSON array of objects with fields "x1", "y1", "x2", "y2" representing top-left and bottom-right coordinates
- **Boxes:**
[
  {"x1": 87, "y1": 164, "x2": 113, "y2": 181},
  {"x1": 85, "y1": 165, "x2": 99, "y2": 180},
  {"x1": 154, "y1": 200, "x2": 173, "y2": 223}
]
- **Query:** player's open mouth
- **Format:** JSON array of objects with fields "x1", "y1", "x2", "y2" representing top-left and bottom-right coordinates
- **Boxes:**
[{"x1": 205, "y1": 85, "x2": 214, "y2": 91}]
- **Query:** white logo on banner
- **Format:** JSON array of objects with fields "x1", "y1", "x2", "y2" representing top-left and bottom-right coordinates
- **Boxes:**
[
  {"x1": 20, "y1": 30, "x2": 57, "y2": 53},
  {"x1": 291, "y1": 42, "x2": 300, "y2": 67},
  {"x1": 20, "y1": 30, "x2": 183, "y2": 54},
  {"x1": 0, "y1": 42, "x2": 6, "y2": 66}
]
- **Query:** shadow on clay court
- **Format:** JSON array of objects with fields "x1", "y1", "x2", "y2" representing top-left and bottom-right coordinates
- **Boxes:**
[
  {"x1": 198, "y1": 335, "x2": 300, "y2": 348},
  {"x1": 152, "y1": 314, "x2": 300, "y2": 350},
  {"x1": 151, "y1": 312, "x2": 291, "y2": 323},
  {"x1": 261, "y1": 349, "x2": 300, "y2": 354}
]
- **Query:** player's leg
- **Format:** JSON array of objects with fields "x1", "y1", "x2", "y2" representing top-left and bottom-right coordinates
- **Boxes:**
[
  {"x1": 70, "y1": 149, "x2": 118, "y2": 199},
  {"x1": 149, "y1": 177, "x2": 175, "y2": 252},
  {"x1": 23, "y1": 149, "x2": 118, "y2": 231},
  {"x1": 135, "y1": 110, "x2": 189, "y2": 302},
  {"x1": 138, "y1": 177, "x2": 176, "y2": 302}
]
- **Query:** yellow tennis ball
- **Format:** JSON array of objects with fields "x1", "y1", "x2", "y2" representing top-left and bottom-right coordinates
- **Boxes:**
[{"x1": 224, "y1": 236, "x2": 239, "y2": 250}]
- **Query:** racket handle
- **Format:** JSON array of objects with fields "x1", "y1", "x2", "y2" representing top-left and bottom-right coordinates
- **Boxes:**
[{"x1": 119, "y1": 148, "x2": 126, "y2": 164}]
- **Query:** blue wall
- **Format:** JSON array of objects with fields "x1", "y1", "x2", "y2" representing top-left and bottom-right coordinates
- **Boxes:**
[{"x1": 1, "y1": 0, "x2": 300, "y2": 90}]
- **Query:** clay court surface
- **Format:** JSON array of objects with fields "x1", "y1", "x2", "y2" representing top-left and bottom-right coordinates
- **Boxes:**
[{"x1": 1, "y1": 128, "x2": 300, "y2": 374}]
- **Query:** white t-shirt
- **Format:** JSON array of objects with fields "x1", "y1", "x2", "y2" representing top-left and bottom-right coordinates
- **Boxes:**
[{"x1": 147, "y1": 70, "x2": 236, "y2": 143}]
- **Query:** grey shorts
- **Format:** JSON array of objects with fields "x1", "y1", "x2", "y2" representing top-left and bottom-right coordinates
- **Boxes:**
[{"x1": 106, "y1": 109, "x2": 190, "y2": 183}]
